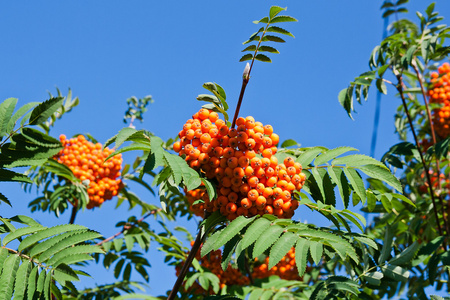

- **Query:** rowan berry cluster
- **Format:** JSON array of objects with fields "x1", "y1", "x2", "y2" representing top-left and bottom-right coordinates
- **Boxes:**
[
  {"x1": 174, "y1": 108, "x2": 306, "y2": 220},
  {"x1": 176, "y1": 244, "x2": 303, "y2": 294},
  {"x1": 55, "y1": 135, "x2": 123, "y2": 209},
  {"x1": 252, "y1": 247, "x2": 304, "y2": 281},
  {"x1": 429, "y1": 62, "x2": 450, "y2": 138},
  {"x1": 185, "y1": 188, "x2": 208, "y2": 217}
]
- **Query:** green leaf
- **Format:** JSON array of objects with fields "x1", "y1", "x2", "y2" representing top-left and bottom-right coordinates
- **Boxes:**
[
  {"x1": 27, "y1": 267, "x2": 38, "y2": 300},
  {"x1": 28, "y1": 97, "x2": 64, "y2": 125},
  {"x1": 47, "y1": 245, "x2": 103, "y2": 266},
  {"x1": 309, "y1": 241, "x2": 323, "y2": 265},
  {"x1": 20, "y1": 128, "x2": 61, "y2": 148},
  {"x1": 280, "y1": 139, "x2": 298, "y2": 148},
  {"x1": 0, "y1": 192, "x2": 11, "y2": 206},
  {"x1": 261, "y1": 35, "x2": 286, "y2": 43},
  {"x1": 363, "y1": 271, "x2": 383, "y2": 286},
  {"x1": 221, "y1": 236, "x2": 240, "y2": 271},
  {"x1": 314, "y1": 147, "x2": 357, "y2": 166},
  {"x1": 296, "y1": 147, "x2": 325, "y2": 166},
  {"x1": 338, "y1": 87, "x2": 354, "y2": 119},
  {"x1": 254, "y1": 54, "x2": 271, "y2": 63},
  {"x1": 382, "y1": 265, "x2": 410, "y2": 282},
  {"x1": 270, "y1": 16, "x2": 298, "y2": 23},
  {"x1": 19, "y1": 224, "x2": 86, "y2": 252},
  {"x1": 332, "y1": 154, "x2": 386, "y2": 168},
  {"x1": 253, "y1": 17, "x2": 269, "y2": 24},
  {"x1": 295, "y1": 238, "x2": 309, "y2": 276},
  {"x1": 375, "y1": 79, "x2": 387, "y2": 95},
  {"x1": 378, "y1": 225, "x2": 394, "y2": 264},
  {"x1": 239, "y1": 54, "x2": 253, "y2": 62},
  {"x1": 253, "y1": 225, "x2": 284, "y2": 258},
  {"x1": 3, "y1": 225, "x2": 45, "y2": 246},
  {"x1": 0, "y1": 98, "x2": 18, "y2": 137},
  {"x1": 241, "y1": 217, "x2": 271, "y2": 249},
  {"x1": 200, "y1": 178, "x2": 215, "y2": 201},
  {"x1": 268, "y1": 232, "x2": 297, "y2": 269},
  {"x1": 342, "y1": 167, "x2": 366, "y2": 202},
  {"x1": 213, "y1": 216, "x2": 255, "y2": 251},
  {"x1": 269, "y1": 6, "x2": 286, "y2": 20},
  {"x1": 389, "y1": 242, "x2": 419, "y2": 266},
  {"x1": 0, "y1": 169, "x2": 32, "y2": 184},
  {"x1": 327, "y1": 166, "x2": 350, "y2": 208},
  {"x1": 6, "y1": 102, "x2": 39, "y2": 133},
  {"x1": 0, "y1": 254, "x2": 20, "y2": 300},
  {"x1": 267, "y1": 26, "x2": 294, "y2": 37},
  {"x1": 114, "y1": 127, "x2": 138, "y2": 149},
  {"x1": 258, "y1": 46, "x2": 279, "y2": 53},
  {"x1": 359, "y1": 165, "x2": 402, "y2": 192},
  {"x1": 13, "y1": 260, "x2": 32, "y2": 300},
  {"x1": 242, "y1": 45, "x2": 256, "y2": 52}
]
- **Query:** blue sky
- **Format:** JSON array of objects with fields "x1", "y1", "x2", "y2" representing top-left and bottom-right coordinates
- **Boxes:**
[{"x1": 1, "y1": 1, "x2": 449, "y2": 297}]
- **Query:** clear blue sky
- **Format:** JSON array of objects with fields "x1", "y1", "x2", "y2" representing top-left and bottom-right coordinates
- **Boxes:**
[{"x1": 1, "y1": 1, "x2": 449, "y2": 297}]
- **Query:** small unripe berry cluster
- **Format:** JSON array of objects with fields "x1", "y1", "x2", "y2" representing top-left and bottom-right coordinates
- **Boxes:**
[
  {"x1": 429, "y1": 62, "x2": 450, "y2": 138},
  {"x1": 176, "y1": 244, "x2": 303, "y2": 294},
  {"x1": 174, "y1": 109, "x2": 306, "y2": 220},
  {"x1": 55, "y1": 135, "x2": 123, "y2": 209},
  {"x1": 185, "y1": 188, "x2": 208, "y2": 217},
  {"x1": 252, "y1": 247, "x2": 304, "y2": 281}
]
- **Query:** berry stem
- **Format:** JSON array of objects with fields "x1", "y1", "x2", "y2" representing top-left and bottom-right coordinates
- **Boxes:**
[
  {"x1": 396, "y1": 73, "x2": 446, "y2": 241},
  {"x1": 231, "y1": 23, "x2": 271, "y2": 128},
  {"x1": 69, "y1": 204, "x2": 78, "y2": 224},
  {"x1": 412, "y1": 61, "x2": 449, "y2": 236},
  {"x1": 168, "y1": 228, "x2": 204, "y2": 300}
]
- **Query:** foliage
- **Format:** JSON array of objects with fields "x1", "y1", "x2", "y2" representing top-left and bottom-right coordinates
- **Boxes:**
[{"x1": 0, "y1": 2, "x2": 449, "y2": 300}]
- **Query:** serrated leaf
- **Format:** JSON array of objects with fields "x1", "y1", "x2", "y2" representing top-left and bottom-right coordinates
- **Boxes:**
[
  {"x1": 28, "y1": 97, "x2": 64, "y2": 125},
  {"x1": 3, "y1": 225, "x2": 45, "y2": 246},
  {"x1": 314, "y1": 147, "x2": 357, "y2": 166},
  {"x1": 221, "y1": 236, "x2": 240, "y2": 271},
  {"x1": 33, "y1": 230, "x2": 101, "y2": 262},
  {"x1": 267, "y1": 26, "x2": 294, "y2": 37},
  {"x1": 375, "y1": 79, "x2": 388, "y2": 95},
  {"x1": 253, "y1": 225, "x2": 284, "y2": 258},
  {"x1": 366, "y1": 190, "x2": 377, "y2": 212},
  {"x1": 342, "y1": 167, "x2": 366, "y2": 203},
  {"x1": 363, "y1": 271, "x2": 383, "y2": 286},
  {"x1": 378, "y1": 225, "x2": 394, "y2": 264},
  {"x1": 213, "y1": 216, "x2": 255, "y2": 251},
  {"x1": 327, "y1": 166, "x2": 350, "y2": 208},
  {"x1": 162, "y1": 152, "x2": 184, "y2": 186},
  {"x1": 0, "y1": 192, "x2": 11, "y2": 206},
  {"x1": 382, "y1": 265, "x2": 410, "y2": 282},
  {"x1": 309, "y1": 241, "x2": 323, "y2": 265},
  {"x1": 261, "y1": 35, "x2": 286, "y2": 43},
  {"x1": 19, "y1": 224, "x2": 86, "y2": 252},
  {"x1": 47, "y1": 245, "x2": 103, "y2": 266},
  {"x1": 269, "y1": 6, "x2": 286, "y2": 20},
  {"x1": 0, "y1": 169, "x2": 32, "y2": 184},
  {"x1": 389, "y1": 241, "x2": 419, "y2": 266},
  {"x1": 270, "y1": 16, "x2": 298, "y2": 23},
  {"x1": 241, "y1": 217, "x2": 271, "y2": 249},
  {"x1": 240, "y1": 54, "x2": 253, "y2": 62},
  {"x1": 6, "y1": 102, "x2": 39, "y2": 134},
  {"x1": 242, "y1": 45, "x2": 257, "y2": 52},
  {"x1": 0, "y1": 254, "x2": 19, "y2": 300},
  {"x1": 268, "y1": 232, "x2": 297, "y2": 269},
  {"x1": 104, "y1": 143, "x2": 151, "y2": 161},
  {"x1": 20, "y1": 128, "x2": 61, "y2": 148},
  {"x1": 200, "y1": 178, "x2": 215, "y2": 201},
  {"x1": 332, "y1": 154, "x2": 386, "y2": 168},
  {"x1": 258, "y1": 46, "x2": 279, "y2": 53},
  {"x1": 27, "y1": 267, "x2": 38, "y2": 300},
  {"x1": 296, "y1": 147, "x2": 325, "y2": 166},
  {"x1": 0, "y1": 98, "x2": 18, "y2": 137},
  {"x1": 13, "y1": 260, "x2": 32, "y2": 300},
  {"x1": 295, "y1": 238, "x2": 310, "y2": 276},
  {"x1": 43, "y1": 269, "x2": 52, "y2": 300},
  {"x1": 359, "y1": 165, "x2": 402, "y2": 192},
  {"x1": 114, "y1": 127, "x2": 138, "y2": 149},
  {"x1": 338, "y1": 87, "x2": 354, "y2": 119}
]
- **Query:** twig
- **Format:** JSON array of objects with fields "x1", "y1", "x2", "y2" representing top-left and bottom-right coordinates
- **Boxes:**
[
  {"x1": 167, "y1": 228, "x2": 203, "y2": 300},
  {"x1": 412, "y1": 61, "x2": 449, "y2": 236},
  {"x1": 96, "y1": 208, "x2": 161, "y2": 246},
  {"x1": 69, "y1": 204, "x2": 78, "y2": 224},
  {"x1": 395, "y1": 73, "x2": 444, "y2": 239}
]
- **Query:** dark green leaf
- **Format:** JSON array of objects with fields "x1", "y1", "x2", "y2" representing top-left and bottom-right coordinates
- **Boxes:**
[
  {"x1": 270, "y1": 16, "x2": 298, "y2": 23},
  {"x1": 268, "y1": 232, "x2": 297, "y2": 269},
  {"x1": 261, "y1": 35, "x2": 286, "y2": 43},
  {"x1": 267, "y1": 26, "x2": 294, "y2": 37},
  {"x1": 253, "y1": 225, "x2": 284, "y2": 258},
  {"x1": 240, "y1": 54, "x2": 253, "y2": 62},
  {"x1": 269, "y1": 6, "x2": 286, "y2": 20},
  {"x1": 28, "y1": 97, "x2": 64, "y2": 125},
  {"x1": 254, "y1": 54, "x2": 271, "y2": 63},
  {"x1": 0, "y1": 98, "x2": 18, "y2": 137}
]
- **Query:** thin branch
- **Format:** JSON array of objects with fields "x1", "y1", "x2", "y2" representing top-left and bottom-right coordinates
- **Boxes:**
[
  {"x1": 231, "y1": 23, "x2": 270, "y2": 128},
  {"x1": 69, "y1": 204, "x2": 78, "y2": 224},
  {"x1": 168, "y1": 227, "x2": 204, "y2": 300},
  {"x1": 96, "y1": 208, "x2": 161, "y2": 246},
  {"x1": 396, "y1": 73, "x2": 445, "y2": 239},
  {"x1": 412, "y1": 60, "x2": 449, "y2": 236}
]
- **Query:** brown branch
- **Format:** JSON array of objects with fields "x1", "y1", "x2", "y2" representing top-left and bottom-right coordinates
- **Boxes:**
[
  {"x1": 231, "y1": 23, "x2": 270, "y2": 128},
  {"x1": 412, "y1": 61, "x2": 449, "y2": 236},
  {"x1": 396, "y1": 73, "x2": 444, "y2": 238},
  {"x1": 167, "y1": 227, "x2": 203, "y2": 300},
  {"x1": 69, "y1": 204, "x2": 78, "y2": 224},
  {"x1": 96, "y1": 208, "x2": 161, "y2": 246}
]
